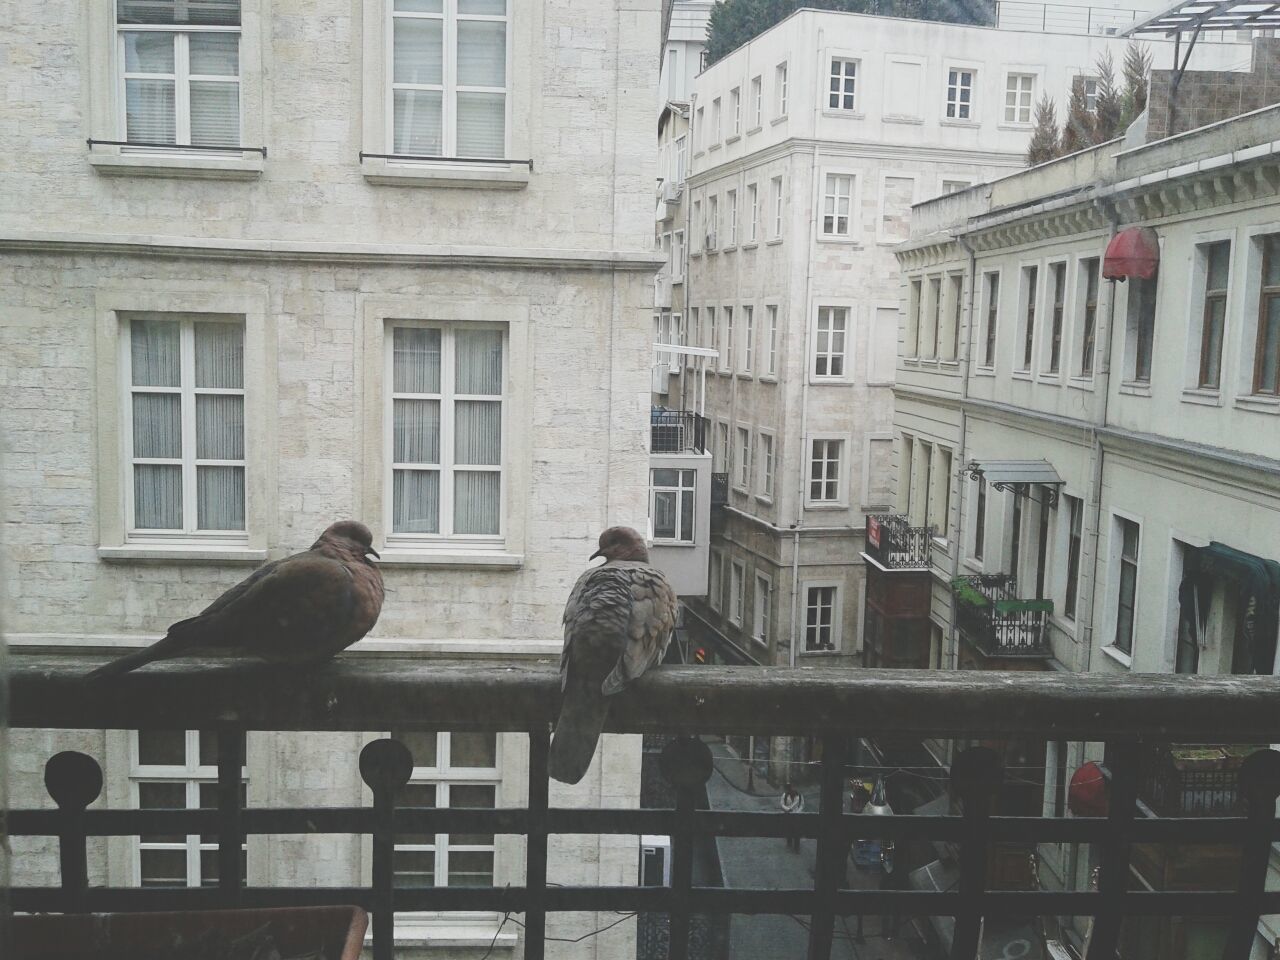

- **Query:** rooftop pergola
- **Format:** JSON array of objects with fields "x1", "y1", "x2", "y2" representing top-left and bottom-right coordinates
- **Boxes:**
[{"x1": 1125, "y1": 0, "x2": 1280, "y2": 36}]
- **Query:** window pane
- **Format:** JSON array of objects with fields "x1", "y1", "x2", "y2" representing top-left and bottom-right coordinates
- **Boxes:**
[
  {"x1": 393, "y1": 89, "x2": 443, "y2": 155},
  {"x1": 456, "y1": 92, "x2": 505, "y2": 157},
  {"x1": 188, "y1": 33, "x2": 238, "y2": 75},
  {"x1": 653, "y1": 490, "x2": 676, "y2": 538},
  {"x1": 448, "y1": 850, "x2": 494, "y2": 887},
  {"x1": 131, "y1": 318, "x2": 181, "y2": 386},
  {"x1": 457, "y1": 20, "x2": 505, "y2": 86},
  {"x1": 455, "y1": 400, "x2": 500, "y2": 465},
  {"x1": 395, "y1": 0, "x2": 442, "y2": 10},
  {"x1": 393, "y1": 17, "x2": 443, "y2": 84},
  {"x1": 197, "y1": 780, "x2": 248, "y2": 843},
  {"x1": 139, "y1": 730, "x2": 186, "y2": 766},
  {"x1": 394, "y1": 399, "x2": 441, "y2": 464},
  {"x1": 652, "y1": 468, "x2": 679, "y2": 486},
  {"x1": 133, "y1": 394, "x2": 182, "y2": 458},
  {"x1": 450, "y1": 732, "x2": 496, "y2": 767},
  {"x1": 1258, "y1": 298, "x2": 1280, "y2": 391},
  {"x1": 1206, "y1": 243, "x2": 1230, "y2": 290},
  {"x1": 680, "y1": 486, "x2": 694, "y2": 539},
  {"x1": 118, "y1": 0, "x2": 241, "y2": 26},
  {"x1": 197, "y1": 465, "x2": 246, "y2": 530},
  {"x1": 454, "y1": 471, "x2": 500, "y2": 535},
  {"x1": 393, "y1": 850, "x2": 436, "y2": 887},
  {"x1": 1265, "y1": 236, "x2": 1280, "y2": 285},
  {"x1": 394, "y1": 731, "x2": 439, "y2": 768},
  {"x1": 123, "y1": 32, "x2": 176, "y2": 72},
  {"x1": 459, "y1": 0, "x2": 506, "y2": 12},
  {"x1": 400, "y1": 782, "x2": 438, "y2": 845},
  {"x1": 393, "y1": 327, "x2": 442, "y2": 393},
  {"x1": 393, "y1": 469, "x2": 440, "y2": 533},
  {"x1": 198, "y1": 729, "x2": 247, "y2": 767},
  {"x1": 199, "y1": 849, "x2": 246, "y2": 887},
  {"x1": 134, "y1": 464, "x2": 182, "y2": 528},
  {"x1": 455, "y1": 329, "x2": 503, "y2": 394},
  {"x1": 196, "y1": 395, "x2": 244, "y2": 460},
  {"x1": 190, "y1": 81, "x2": 240, "y2": 147},
  {"x1": 194, "y1": 322, "x2": 243, "y2": 388},
  {"x1": 140, "y1": 849, "x2": 188, "y2": 887},
  {"x1": 125, "y1": 79, "x2": 177, "y2": 143},
  {"x1": 139, "y1": 781, "x2": 186, "y2": 809}
]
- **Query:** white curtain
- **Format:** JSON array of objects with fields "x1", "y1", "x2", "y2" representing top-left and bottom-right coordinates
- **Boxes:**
[
  {"x1": 454, "y1": 472, "x2": 499, "y2": 535},
  {"x1": 394, "y1": 327, "x2": 441, "y2": 393},
  {"x1": 454, "y1": 401, "x2": 498, "y2": 465},
  {"x1": 194, "y1": 321, "x2": 243, "y2": 388},
  {"x1": 394, "y1": 399, "x2": 441, "y2": 464},
  {"x1": 393, "y1": 14, "x2": 443, "y2": 155},
  {"x1": 452, "y1": 329, "x2": 501, "y2": 535},
  {"x1": 194, "y1": 322, "x2": 244, "y2": 530},
  {"x1": 393, "y1": 327, "x2": 444, "y2": 534},
  {"x1": 454, "y1": 328, "x2": 501, "y2": 394},
  {"x1": 456, "y1": 93, "x2": 504, "y2": 157},
  {"x1": 456, "y1": 17, "x2": 505, "y2": 157},
  {"x1": 198, "y1": 466, "x2": 244, "y2": 530},
  {"x1": 394, "y1": 470, "x2": 440, "y2": 534},
  {"x1": 135, "y1": 465, "x2": 182, "y2": 529}
]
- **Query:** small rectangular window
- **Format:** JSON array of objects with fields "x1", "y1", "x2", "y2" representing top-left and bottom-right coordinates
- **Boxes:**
[
  {"x1": 751, "y1": 75, "x2": 762, "y2": 127},
  {"x1": 651, "y1": 468, "x2": 696, "y2": 543},
  {"x1": 907, "y1": 279, "x2": 923, "y2": 357},
  {"x1": 1198, "y1": 241, "x2": 1230, "y2": 389},
  {"x1": 726, "y1": 189, "x2": 738, "y2": 246},
  {"x1": 711, "y1": 97, "x2": 722, "y2": 143},
  {"x1": 822, "y1": 173, "x2": 853, "y2": 237},
  {"x1": 752, "y1": 573, "x2": 771, "y2": 644},
  {"x1": 730, "y1": 86, "x2": 741, "y2": 136},
  {"x1": 1021, "y1": 265, "x2": 1039, "y2": 371},
  {"x1": 814, "y1": 306, "x2": 848, "y2": 378},
  {"x1": 1128, "y1": 276, "x2": 1157, "y2": 382},
  {"x1": 743, "y1": 305, "x2": 754, "y2": 373},
  {"x1": 983, "y1": 272, "x2": 1000, "y2": 367},
  {"x1": 746, "y1": 184, "x2": 758, "y2": 243},
  {"x1": 735, "y1": 426, "x2": 751, "y2": 490},
  {"x1": 723, "y1": 306, "x2": 734, "y2": 372},
  {"x1": 716, "y1": 420, "x2": 729, "y2": 474},
  {"x1": 946, "y1": 68, "x2": 973, "y2": 120},
  {"x1": 771, "y1": 176, "x2": 784, "y2": 239},
  {"x1": 1064, "y1": 495, "x2": 1083, "y2": 619},
  {"x1": 758, "y1": 432, "x2": 774, "y2": 498},
  {"x1": 1253, "y1": 234, "x2": 1280, "y2": 395},
  {"x1": 809, "y1": 438, "x2": 843, "y2": 502},
  {"x1": 765, "y1": 305, "x2": 778, "y2": 374},
  {"x1": 947, "y1": 274, "x2": 963, "y2": 362},
  {"x1": 1078, "y1": 258, "x2": 1099, "y2": 376},
  {"x1": 706, "y1": 195, "x2": 718, "y2": 249},
  {"x1": 708, "y1": 552, "x2": 722, "y2": 610},
  {"x1": 828, "y1": 58, "x2": 858, "y2": 111},
  {"x1": 925, "y1": 277, "x2": 942, "y2": 360},
  {"x1": 1004, "y1": 73, "x2": 1034, "y2": 123},
  {"x1": 1049, "y1": 261, "x2": 1067, "y2": 373},
  {"x1": 804, "y1": 585, "x2": 838, "y2": 651},
  {"x1": 973, "y1": 477, "x2": 986, "y2": 561},
  {"x1": 730, "y1": 561, "x2": 745, "y2": 625},
  {"x1": 1114, "y1": 517, "x2": 1140, "y2": 656},
  {"x1": 775, "y1": 62, "x2": 788, "y2": 117}
]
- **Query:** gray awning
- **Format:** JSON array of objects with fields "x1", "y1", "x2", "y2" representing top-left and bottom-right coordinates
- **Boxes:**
[{"x1": 964, "y1": 459, "x2": 1064, "y2": 488}]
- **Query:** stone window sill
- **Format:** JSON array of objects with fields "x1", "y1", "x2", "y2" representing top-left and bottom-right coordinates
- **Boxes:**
[
  {"x1": 376, "y1": 549, "x2": 524, "y2": 569},
  {"x1": 766, "y1": 238, "x2": 783, "y2": 246},
  {"x1": 1236, "y1": 395, "x2": 1280, "y2": 414},
  {"x1": 89, "y1": 151, "x2": 263, "y2": 181},
  {"x1": 771, "y1": 115, "x2": 788, "y2": 126},
  {"x1": 1067, "y1": 375, "x2": 1095, "y2": 391},
  {"x1": 940, "y1": 118, "x2": 980, "y2": 128},
  {"x1": 99, "y1": 544, "x2": 267, "y2": 563},
  {"x1": 360, "y1": 156, "x2": 530, "y2": 190},
  {"x1": 1101, "y1": 644, "x2": 1133, "y2": 668},
  {"x1": 1118, "y1": 381, "x2": 1152, "y2": 397},
  {"x1": 883, "y1": 114, "x2": 924, "y2": 125},
  {"x1": 1181, "y1": 386, "x2": 1223, "y2": 407}
]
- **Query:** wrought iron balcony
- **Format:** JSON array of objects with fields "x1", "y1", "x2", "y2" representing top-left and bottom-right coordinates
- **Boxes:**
[
  {"x1": 1138, "y1": 742, "x2": 1266, "y2": 818},
  {"x1": 864, "y1": 514, "x2": 934, "y2": 570},
  {"x1": 951, "y1": 574, "x2": 1053, "y2": 659},
  {"x1": 9, "y1": 656, "x2": 1280, "y2": 960},
  {"x1": 651, "y1": 408, "x2": 708, "y2": 455}
]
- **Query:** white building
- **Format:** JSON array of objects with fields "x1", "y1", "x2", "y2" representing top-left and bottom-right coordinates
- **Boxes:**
[{"x1": 0, "y1": 0, "x2": 661, "y2": 956}]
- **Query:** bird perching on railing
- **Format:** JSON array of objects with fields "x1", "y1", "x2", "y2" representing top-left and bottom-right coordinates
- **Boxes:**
[
  {"x1": 87, "y1": 521, "x2": 384, "y2": 680},
  {"x1": 549, "y1": 526, "x2": 677, "y2": 784}
]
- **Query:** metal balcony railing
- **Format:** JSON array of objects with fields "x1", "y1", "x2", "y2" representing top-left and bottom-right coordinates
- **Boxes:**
[
  {"x1": 865, "y1": 514, "x2": 934, "y2": 570},
  {"x1": 1138, "y1": 743, "x2": 1266, "y2": 818},
  {"x1": 651, "y1": 409, "x2": 708, "y2": 455},
  {"x1": 952, "y1": 574, "x2": 1053, "y2": 658},
  {"x1": 10, "y1": 656, "x2": 1280, "y2": 960}
]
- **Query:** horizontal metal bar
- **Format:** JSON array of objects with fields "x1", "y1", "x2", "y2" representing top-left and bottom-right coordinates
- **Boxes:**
[
  {"x1": 87, "y1": 139, "x2": 267, "y2": 157},
  {"x1": 15, "y1": 656, "x2": 1280, "y2": 740},
  {"x1": 359, "y1": 151, "x2": 533, "y2": 169}
]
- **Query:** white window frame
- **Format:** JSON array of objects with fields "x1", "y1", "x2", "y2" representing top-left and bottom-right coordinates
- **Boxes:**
[
  {"x1": 944, "y1": 65, "x2": 976, "y2": 121},
  {"x1": 706, "y1": 194, "x2": 718, "y2": 250},
  {"x1": 722, "y1": 305, "x2": 734, "y2": 373},
  {"x1": 820, "y1": 170, "x2": 857, "y2": 240},
  {"x1": 802, "y1": 581, "x2": 842, "y2": 653},
  {"x1": 746, "y1": 183, "x2": 759, "y2": 244},
  {"x1": 775, "y1": 62, "x2": 788, "y2": 118},
  {"x1": 1103, "y1": 510, "x2": 1142, "y2": 666},
  {"x1": 752, "y1": 571, "x2": 772, "y2": 645},
  {"x1": 729, "y1": 86, "x2": 741, "y2": 138},
  {"x1": 756, "y1": 428, "x2": 775, "y2": 501},
  {"x1": 729, "y1": 559, "x2": 746, "y2": 625},
  {"x1": 827, "y1": 57, "x2": 858, "y2": 112},
  {"x1": 806, "y1": 435, "x2": 847, "y2": 506},
  {"x1": 708, "y1": 550, "x2": 723, "y2": 611},
  {"x1": 651, "y1": 467, "x2": 696, "y2": 544},
  {"x1": 1238, "y1": 224, "x2": 1280, "y2": 401},
  {"x1": 726, "y1": 188, "x2": 738, "y2": 247},
  {"x1": 1003, "y1": 72, "x2": 1035, "y2": 125},
  {"x1": 742, "y1": 304, "x2": 755, "y2": 374},
  {"x1": 750, "y1": 75, "x2": 762, "y2": 129},
  {"x1": 770, "y1": 175, "x2": 784, "y2": 241},
  {"x1": 734, "y1": 424, "x2": 751, "y2": 491},
  {"x1": 764, "y1": 303, "x2": 779, "y2": 376},
  {"x1": 812, "y1": 304, "x2": 851, "y2": 380},
  {"x1": 941, "y1": 178, "x2": 972, "y2": 194},
  {"x1": 1182, "y1": 230, "x2": 1233, "y2": 392},
  {"x1": 715, "y1": 418, "x2": 730, "y2": 474},
  {"x1": 711, "y1": 96, "x2": 722, "y2": 145},
  {"x1": 979, "y1": 270, "x2": 1001, "y2": 370},
  {"x1": 1016, "y1": 262, "x2": 1040, "y2": 374},
  {"x1": 695, "y1": 106, "x2": 704, "y2": 152},
  {"x1": 672, "y1": 230, "x2": 685, "y2": 282}
]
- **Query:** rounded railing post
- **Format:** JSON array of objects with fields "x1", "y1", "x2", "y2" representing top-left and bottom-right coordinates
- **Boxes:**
[
  {"x1": 44, "y1": 751, "x2": 103, "y2": 914},
  {"x1": 949, "y1": 746, "x2": 1003, "y2": 960},
  {"x1": 660, "y1": 736, "x2": 713, "y2": 960},
  {"x1": 1226, "y1": 748, "x2": 1280, "y2": 959},
  {"x1": 360, "y1": 737, "x2": 414, "y2": 960}
]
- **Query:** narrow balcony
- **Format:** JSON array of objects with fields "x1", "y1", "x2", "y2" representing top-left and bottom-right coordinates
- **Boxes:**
[
  {"x1": 9, "y1": 657, "x2": 1280, "y2": 960},
  {"x1": 951, "y1": 574, "x2": 1053, "y2": 660},
  {"x1": 1138, "y1": 742, "x2": 1266, "y2": 818},
  {"x1": 650, "y1": 408, "x2": 708, "y2": 455},
  {"x1": 864, "y1": 514, "x2": 934, "y2": 571}
]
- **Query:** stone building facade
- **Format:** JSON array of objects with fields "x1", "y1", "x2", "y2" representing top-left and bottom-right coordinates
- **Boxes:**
[{"x1": 0, "y1": 0, "x2": 662, "y2": 956}]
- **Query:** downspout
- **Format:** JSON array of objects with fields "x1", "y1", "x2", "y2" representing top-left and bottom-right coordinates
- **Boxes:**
[{"x1": 951, "y1": 234, "x2": 979, "y2": 671}]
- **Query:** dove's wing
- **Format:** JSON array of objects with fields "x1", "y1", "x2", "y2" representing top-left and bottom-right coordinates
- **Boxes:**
[{"x1": 600, "y1": 562, "x2": 677, "y2": 696}]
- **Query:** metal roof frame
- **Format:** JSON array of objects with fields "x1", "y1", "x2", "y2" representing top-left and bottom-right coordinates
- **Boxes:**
[{"x1": 1125, "y1": 0, "x2": 1280, "y2": 36}]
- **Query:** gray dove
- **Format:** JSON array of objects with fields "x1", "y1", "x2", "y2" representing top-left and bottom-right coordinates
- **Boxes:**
[
  {"x1": 549, "y1": 526, "x2": 677, "y2": 784},
  {"x1": 88, "y1": 521, "x2": 384, "y2": 679}
]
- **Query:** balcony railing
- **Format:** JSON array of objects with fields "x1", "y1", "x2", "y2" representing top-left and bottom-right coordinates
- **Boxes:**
[
  {"x1": 952, "y1": 574, "x2": 1053, "y2": 658},
  {"x1": 651, "y1": 409, "x2": 708, "y2": 455},
  {"x1": 10, "y1": 656, "x2": 1280, "y2": 960},
  {"x1": 1139, "y1": 743, "x2": 1267, "y2": 817},
  {"x1": 865, "y1": 514, "x2": 934, "y2": 570}
]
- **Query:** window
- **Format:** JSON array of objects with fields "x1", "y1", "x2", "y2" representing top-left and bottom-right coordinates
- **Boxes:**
[
  {"x1": 771, "y1": 176, "x2": 784, "y2": 239},
  {"x1": 936, "y1": 448, "x2": 952, "y2": 538},
  {"x1": 828, "y1": 58, "x2": 858, "y2": 111},
  {"x1": 746, "y1": 184, "x2": 758, "y2": 243},
  {"x1": 1078, "y1": 258, "x2": 1099, "y2": 376},
  {"x1": 730, "y1": 86, "x2": 741, "y2": 136},
  {"x1": 723, "y1": 306, "x2": 734, "y2": 372},
  {"x1": 947, "y1": 274, "x2": 963, "y2": 361},
  {"x1": 711, "y1": 97, "x2": 722, "y2": 143},
  {"x1": 716, "y1": 419, "x2": 729, "y2": 473},
  {"x1": 388, "y1": 324, "x2": 504, "y2": 540},
  {"x1": 1127, "y1": 276, "x2": 1157, "y2": 382},
  {"x1": 706, "y1": 195, "x2": 718, "y2": 249},
  {"x1": 735, "y1": 426, "x2": 751, "y2": 490},
  {"x1": 691, "y1": 199, "x2": 701, "y2": 253},
  {"x1": 982, "y1": 272, "x2": 999, "y2": 367},
  {"x1": 973, "y1": 477, "x2": 986, "y2": 560},
  {"x1": 389, "y1": 0, "x2": 509, "y2": 158},
  {"x1": 1020, "y1": 265, "x2": 1039, "y2": 371},
  {"x1": 804, "y1": 585, "x2": 839, "y2": 651},
  {"x1": 752, "y1": 573, "x2": 771, "y2": 644},
  {"x1": 695, "y1": 107, "x2": 704, "y2": 150},
  {"x1": 814, "y1": 306, "x2": 849, "y2": 378},
  {"x1": 675, "y1": 135, "x2": 688, "y2": 184},
  {"x1": 907, "y1": 279, "x2": 922, "y2": 357},
  {"x1": 765, "y1": 305, "x2": 778, "y2": 375},
  {"x1": 743, "y1": 305, "x2": 754, "y2": 372},
  {"x1": 726, "y1": 189, "x2": 738, "y2": 246},
  {"x1": 942, "y1": 179, "x2": 971, "y2": 194},
  {"x1": 758, "y1": 431, "x2": 774, "y2": 498},
  {"x1": 1048, "y1": 261, "x2": 1066, "y2": 373},
  {"x1": 1004, "y1": 73, "x2": 1034, "y2": 123},
  {"x1": 729, "y1": 560, "x2": 745, "y2": 624},
  {"x1": 133, "y1": 729, "x2": 246, "y2": 888},
  {"x1": 672, "y1": 230, "x2": 685, "y2": 278},
  {"x1": 750, "y1": 75, "x2": 762, "y2": 127},
  {"x1": 1064, "y1": 495, "x2": 1083, "y2": 619},
  {"x1": 1113, "y1": 517, "x2": 1140, "y2": 656},
  {"x1": 1081, "y1": 76, "x2": 1099, "y2": 112},
  {"x1": 116, "y1": 0, "x2": 242, "y2": 148},
  {"x1": 125, "y1": 315, "x2": 246, "y2": 536},
  {"x1": 651, "y1": 468, "x2": 695, "y2": 543},
  {"x1": 946, "y1": 68, "x2": 973, "y2": 120},
  {"x1": 809, "y1": 438, "x2": 843, "y2": 502},
  {"x1": 899, "y1": 434, "x2": 914, "y2": 514},
  {"x1": 1009, "y1": 487, "x2": 1023, "y2": 579},
  {"x1": 918, "y1": 440, "x2": 933, "y2": 529},
  {"x1": 1198, "y1": 241, "x2": 1231, "y2": 389},
  {"x1": 1253, "y1": 233, "x2": 1280, "y2": 395},
  {"x1": 707, "y1": 306, "x2": 717, "y2": 364},
  {"x1": 775, "y1": 62, "x2": 788, "y2": 117},
  {"x1": 924, "y1": 277, "x2": 941, "y2": 360},
  {"x1": 391, "y1": 731, "x2": 498, "y2": 891},
  {"x1": 822, "y1": 174, "x2": 853, "y2": 237},
  {"x1": 708, "y1": 552, "x2": 722, "y2": 610}
]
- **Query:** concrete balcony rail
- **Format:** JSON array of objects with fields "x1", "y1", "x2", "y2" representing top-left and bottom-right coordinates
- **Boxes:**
[
  {"x1": 865, "y1": 515, "x2": 935, "y2": 570},
  {"x1": 951, "y1": 574, "x2": 1054, "y2": 659},
  {"x1": 10, "y1": 656, "x2": 1280, "y2": 960}
]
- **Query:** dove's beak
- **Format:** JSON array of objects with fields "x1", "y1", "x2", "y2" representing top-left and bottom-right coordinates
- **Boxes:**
[
  {"x1": 589, "y1": 548, "x2": 604, "y2": 561},
  {"x1": 367, "y1": 547, "x2": 381, "y2": 560}
]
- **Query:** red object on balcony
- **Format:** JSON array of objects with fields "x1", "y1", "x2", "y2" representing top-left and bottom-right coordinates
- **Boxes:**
[
  {"x1": 1069, "y1": 761, "x2": 1108, "y2": 817},
  {"x1": 1102, "y1": 226, "x2": 1160, "y2": 280}
]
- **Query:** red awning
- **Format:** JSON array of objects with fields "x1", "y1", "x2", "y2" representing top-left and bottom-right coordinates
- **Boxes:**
[
  {"x1": 1068, "y1": 761, "x2": 1108, "y2": 817},
  {"x1": 1103, "y1": 226, "x2": 1160, "y2": 280}
]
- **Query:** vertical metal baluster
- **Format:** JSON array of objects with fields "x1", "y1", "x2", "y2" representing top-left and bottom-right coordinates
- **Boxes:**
[
  {"x1": 949, "y1": 746, "x2": 1003, "y2": 960},
  {"x1": 360, "y1": 738, "x2": 413, "y2": 960},
  {"x1": 216, "y1": 722, "x2": 244, "y2": 904},
  {"x1": 660, "y1": 736, "x2": 714, "y2": 960},
  {"x1": 1225, "y1": 749, "x2": 1280, "y2": 959},
  {"x1": 524, "y1": 726, "x2": 551, "y2": 960},
  {"x1": 1086, "y1": 740, "x2": 1139, "y2": 960},
  {"x1": 807, "y1": 734, "x2": 848, "y2": 960},
  {"x1": 44, "y1": 751, "x2": 103, "y2": 915}
]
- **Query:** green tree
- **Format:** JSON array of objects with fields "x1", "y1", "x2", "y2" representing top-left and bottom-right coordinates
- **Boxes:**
[
  {"x1": 1061, "y1": 75, "x2": 1094, "y2": 155},
  {"x1": 1027, "y1": 93, "x2": 1060, "y2": 165},
  {"x1": 1094, "y1": 48, "x2": 1123, "y2": 141},
  {"x1": 1121, "y1": 41, "x2": 1153, "y2": 127}
]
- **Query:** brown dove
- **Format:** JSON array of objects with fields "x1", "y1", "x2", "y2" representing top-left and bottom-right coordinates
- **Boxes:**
[
  {"x1": 549, "y1": 526, "x2": 677, "y2": 784},
  {"x1": 88, "y1": 521, "x2": 384, "y2": 679}
]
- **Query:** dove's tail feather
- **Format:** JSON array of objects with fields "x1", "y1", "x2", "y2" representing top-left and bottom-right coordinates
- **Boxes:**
[
  {"x1": 86, "y1": 616, "x2": 212, "y2": 680},
  {"x1": 548, "y1": 683, "x2": 611, "y2": 785}
]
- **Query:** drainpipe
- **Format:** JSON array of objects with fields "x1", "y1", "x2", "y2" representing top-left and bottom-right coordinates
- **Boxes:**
[{"x1": 951, "y1": 234, "x2": 979, "y2": 671}]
